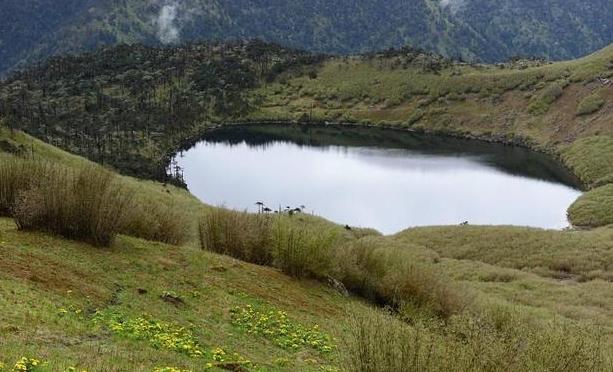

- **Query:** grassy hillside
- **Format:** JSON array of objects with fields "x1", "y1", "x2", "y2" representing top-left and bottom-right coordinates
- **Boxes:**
[
  {"x1": 1, "y1": 41, "x2": 612, "y2": 222},
  {"x1": 2, "y1": 42, "x2": 613, "y2": 370},
  {"x1": 2, "y1": 121, "x2": 613, "y2": 370}
]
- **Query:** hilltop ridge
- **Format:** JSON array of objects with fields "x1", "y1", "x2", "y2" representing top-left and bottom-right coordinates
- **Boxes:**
[{"x1": 1, "y1": 0, "x2": 612, "y2": 76}]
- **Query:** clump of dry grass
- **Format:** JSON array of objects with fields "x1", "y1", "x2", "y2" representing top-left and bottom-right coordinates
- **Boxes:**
[
  {"x1": 199, "y1": 210, "x2": 462, "y2": 318},
  {"x1": 0, "y1": 155, "x2": 47, "y2": 216},
  {"x1": 343, "y1": 306, "x2": 609, "y2": 372},
  {"x1": 199, "y1": 208, "x2": 274, "y2": 265},
  {"x1": 342, "y1": 307, "x2": 437, "y2": 372},
  {"x1": 335, "y1": 237, "x2": 465, "y2": 318},
  {"x1": 1, "y1": 155, "x2": 191, "y2": 247},
  {"x1": 199, "y1": 209, "x2": 337, "y2": 277},
  {"x1": 123, "y1": 202, "x2": 191, "y2": 246},
  {"x1": 13, "y1": 165, "x2": 135, "y2": 247}
]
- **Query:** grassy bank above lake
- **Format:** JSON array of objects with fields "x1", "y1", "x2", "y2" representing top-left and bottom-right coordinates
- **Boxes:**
[{"x1": 2, "y1": 126, "x2": 613, "y2": 370}]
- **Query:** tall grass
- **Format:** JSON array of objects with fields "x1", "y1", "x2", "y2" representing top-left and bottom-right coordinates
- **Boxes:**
[
  {"x1": 123, "y1": 202, "x2": 191, "y2": 246},
  {"x1": 335, "y1": 237, "x2": 464, "y2": 318},
  {"x1": 199, "y1": 211, "x2": 462, "y2": 317},
  {"x1": 342, "y1": 307, "x2": 436, "y2": 372},
  {"x1": 13, "y1": 165, "x2": 135, "y2": 247},
  {"x1": 199, "y1": 209, "x2": 337, "y2": 277},
  {"x1": 199, "y1": 208, "x2": 274, "y2": 265},
  {"x1": 271, "y1": 217, "x2": 337, "y2": 278},
  {"x1": 342, "y1": 306, "x2": 609, "y2": 372},
  {"x1": 1, "y1": 155, "x2": 191, "y2": 246},
  {"x1": 0, "y1": 155, "x2": 48, "y2": 216}
]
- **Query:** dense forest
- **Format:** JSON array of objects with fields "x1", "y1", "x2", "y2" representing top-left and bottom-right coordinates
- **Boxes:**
[
  {"x1": 1, "y1": 0, "x2": 612, "y2": 76},
  {"x1": 0, "y1": 41, "x2": 324, "y2": 182}
]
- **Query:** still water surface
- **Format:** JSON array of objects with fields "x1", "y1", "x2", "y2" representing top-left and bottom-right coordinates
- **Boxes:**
[{"x1": 176, "y1": 125, "x2": 582, "y2": 234}]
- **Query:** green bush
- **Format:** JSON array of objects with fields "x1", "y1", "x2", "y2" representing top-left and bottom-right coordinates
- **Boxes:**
[{"x1": 576, "y1": 93, "x2": 605, "y2": 116}]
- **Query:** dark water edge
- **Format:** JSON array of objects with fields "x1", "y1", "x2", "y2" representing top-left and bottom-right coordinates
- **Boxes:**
[
  {"x1": 176, "y1": 123, "x2": 582, "y2": 234},
  {"x1": 192, "y1": 123, "x2": 582, "y2": 189}
]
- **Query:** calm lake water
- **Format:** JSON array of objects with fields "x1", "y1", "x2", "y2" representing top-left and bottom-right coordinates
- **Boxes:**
[{"x1": 176, "y1": 125, "x2": 582, "y2": 234}]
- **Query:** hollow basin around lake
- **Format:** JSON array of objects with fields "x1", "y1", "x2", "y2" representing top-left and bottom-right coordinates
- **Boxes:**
[{"x1": 175, "y1": 124, "x2": 582, "y2": 235}]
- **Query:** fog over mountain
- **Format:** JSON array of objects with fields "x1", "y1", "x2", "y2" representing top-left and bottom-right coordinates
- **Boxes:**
[{"x1": 1, "y1": 0, "x2": 612, "y2": 75}]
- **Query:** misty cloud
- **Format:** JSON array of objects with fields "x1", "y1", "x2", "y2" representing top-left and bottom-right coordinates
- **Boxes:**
[
  {"x1": 439, "y1": 0, "x2": 465, "y2": 14},
  {"x1": 155, "y1": 2, "x2": 180, "y2": 44}
]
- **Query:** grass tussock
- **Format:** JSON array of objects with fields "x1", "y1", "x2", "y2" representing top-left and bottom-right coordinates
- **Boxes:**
[
  {"x1": 199, "y1": 211, "x2": 462, "y2": 317},
  {"x1": 123, "y1": 201, "x2": 191, "y2": 246},
  {"x1": 13, "y1": 165, "x2": 135, "y2": 247},
  {"x1": 0, "y1": 155, "x2": 48, "y2": 216},
  {"x1": 271, "y1": 217, "x2": 337, "y2": 278},
  {"x1": 335, "y1": 237, "x2": 464, "y2": 318},
  {"x1": 343, "y1": 306, "x2": 609, "y2": 372},
  {"x1": 342, "y1": 308, "x2": 437, "y2": 372},
  {"x1": 0, "y1": 155, "x2": 191, "y2": 246},
  {"x1": 199, "y1": 209, "x2": 337, "y2": 274},
  {"x1": 199, "y1": 208, "x2": 274, "y2": 265}
]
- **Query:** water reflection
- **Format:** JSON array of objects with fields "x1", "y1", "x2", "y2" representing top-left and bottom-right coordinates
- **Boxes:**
[{"x1": 177, "y1": 125, "x2": 582, "y2": 234}]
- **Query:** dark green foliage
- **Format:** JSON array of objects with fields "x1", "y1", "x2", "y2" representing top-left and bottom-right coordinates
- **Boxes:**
[
  {"x1": 1, "y1": 0, "x2": 612, "y2": 77},
  {"x1": 0, "y1": 41, "x2": 322, "y2": 181}
]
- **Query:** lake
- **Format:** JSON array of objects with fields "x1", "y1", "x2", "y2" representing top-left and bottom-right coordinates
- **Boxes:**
[{"x1": 175, "y1": 124, "x2": 582, "y2": 234}]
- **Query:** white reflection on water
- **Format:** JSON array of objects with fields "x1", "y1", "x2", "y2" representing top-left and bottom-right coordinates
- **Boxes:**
[{"x1": 177, "y1": 140, "x2": 582, "y2": 235}]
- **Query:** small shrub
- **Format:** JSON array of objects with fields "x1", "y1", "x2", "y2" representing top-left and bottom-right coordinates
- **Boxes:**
[
  {"x1": 576, "y1": 93, "x2": 605, "y2": 116},
  {"x1": 199, "y1": 208, "x2": 274, "y2": 265}
]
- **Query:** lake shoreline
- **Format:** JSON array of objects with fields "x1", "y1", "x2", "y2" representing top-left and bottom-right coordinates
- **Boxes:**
[
  {"x1": 166, "y1": 119, "x2": 587, "y2": 191},
  {"x1": 175, "y1": 123, "x2": 582, "y2": 233}
]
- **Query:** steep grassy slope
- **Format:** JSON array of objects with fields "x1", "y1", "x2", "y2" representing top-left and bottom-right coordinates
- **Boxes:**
[{"x1": 1, "y1": 0, "x2": 612, "y2": 76}]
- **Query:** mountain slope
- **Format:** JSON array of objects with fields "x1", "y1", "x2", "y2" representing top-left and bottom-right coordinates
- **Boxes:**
[
  {"x1": 1, "y1": 0, "x2": 612, "y2": 75},
  {"x1": 2, "y1": 128, "x2": 613, "y2": 369}
]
